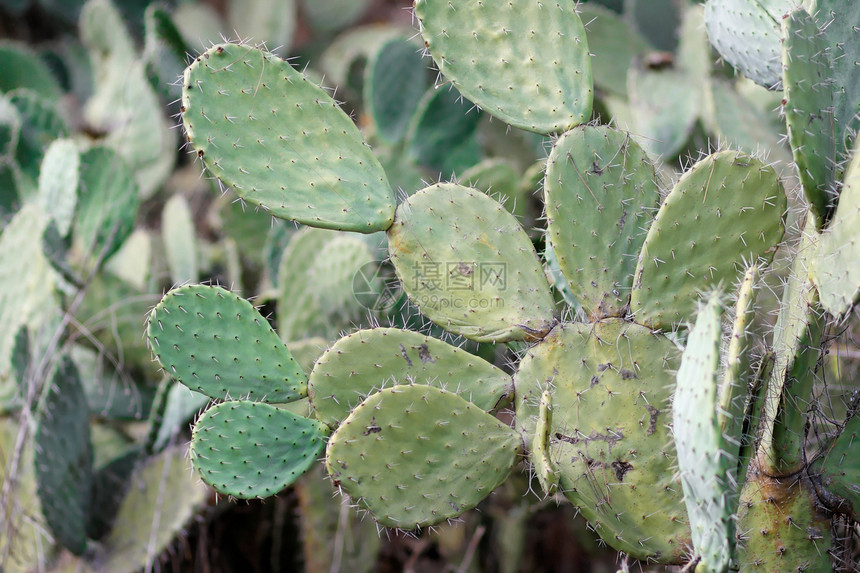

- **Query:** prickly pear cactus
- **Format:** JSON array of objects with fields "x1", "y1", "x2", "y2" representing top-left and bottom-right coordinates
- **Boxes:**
[
  {"x1": 388, "y1": 183, "x2": 555, "y2": 343},
  {"x1": 630, "y1": 150, "x2": 785, "y2": 330},
  {"x1": 308, "y1": 327, "x2": 512, "y2": 427},
  {"x1": 414, "y1": 0, "x2": 593, "y2": 134},
  {"x1": 514, "y1": 320, "x2": 690, "y2": 563},
  {"x1": 543, "y1": 125, "x2": 660, "y2": 319},
  {"x1": 191, "y1": 401, "x2": 329, "y2": 497},
  {"x1": 326, "y1": 384, "x2": 521, "y2": 529},
  {"x1": 673, "y1": 293, "x2": 734, "y2": 572},
  {"x1": 181, "y1": 43, "x2": 395, "y2": 232},
  {"x1": 147, "y1": 284, "x2": 306, "y2": 402},
  {"x1": 34, "y1": 357, "x2": 93, "y2": 556}
]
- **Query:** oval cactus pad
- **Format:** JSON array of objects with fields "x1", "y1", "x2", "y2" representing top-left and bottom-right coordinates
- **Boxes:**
[
  {"x1": 514, "y1": 320, "x2": 690, "y2": 563},
  {"x1": 415, "y1": 0, "x2": 592, "y2": 134},
  {"x1": 181, "y1": 43, "x2": 395, "y2": 233},
  {"x1": 309, "y1": 327, "x2": 513, "y2": 427},
  {"x1": 544, "y1": 125, "x2": 660, "y2": 319},
  {"x1": 630, "y1": 150, "x2": 785, "y2": 330},
  {"x1": 191, "y1": 401, "x2": 328, "y2": 498},
  {"x1": 326, "y1": 384, "x2": 521, "y2": 529},
  {"x1": 388, "y1": 183, "x2": 555, "y2": 342},
  {"x1": 147, "y1": 285, "x2": 306, "y2": 402}
]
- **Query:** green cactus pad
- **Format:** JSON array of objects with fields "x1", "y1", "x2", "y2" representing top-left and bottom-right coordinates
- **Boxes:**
[
  {"x1": 388, "y1": 183, "x2": 555, "y2": 343},
  {"x1": 815, "y1": 0, "x2": 860, "y2": 162},
  {"x1": 812, "y1": 140, "x2": 860, "y2": 316},
  {"x1": 630, "y1": 150, "x2": 785, "y2": 330},
  {"x1": 414, "y1": 0, "x2": 592, "y2": 134},
  {"x1": 308, "y1": 327, "x2": 513, "y2": 427},
  {"x1": 72, "y1": 146, "x2": 140, "y2": 264},
  {"x1": 627, "y1": 66, "x2": 698, "y2": 160},
  {"x1": 544, "y1": 125, "x2": 660, "y2": 319},
  {"x1": 781, "y1": 9, "x2": 836, "y2": 227},
  {"x1": 0, "y1": 42, "x2": 62, "y2": 98},
  {"x1": 736, "y1": 474, "x2": 834, "y2": 573},
  {"x1": 811, "y1": 414, "x2": 860, "y2": 521},
  {"x1": 514, "y1": 320, "x2": 690, "y2": 563},
  {"x1": 37, "y1": 138, "x2": 79, "y2": 238},
  {"x1": 94, "y1": 445, "x2": 208, "y2": 573},
  {"x1": 181, "y1": 42, "x2": 395, "y2": 233},
  {"x1": 532, "y1": 389, "x2": 559, "y2": 496},
  {"x1": 9, "y1": 89, "x2": 69, "y2": 186},
  {"x1": 0, "y1": 204, "x2": 57, "y2": 404},
  {"x1": 309, "y1": 234, "x2": 375, "y2": 324},
  {"x1": 365, "y1": 38, "x2": 428, "y2": 143},
  {"x1": 760, "y1": 225, "x2": 824, "y2": 476},
  {"x1": 147, "y1": 284, "x2": 307, "y2": 402},
  {"x1": 543, "y1": 237, "x2": 581, "y2": 313},
  {"x1": 460, "y1": 158, "x2": 531, "y2": 225},
  {"x1": 191, "y1": 400, "x2": 328, "y2": 498},
  {"x1": 577, "y1": 4, "x2": 651, "y2": 97},
  {"x1": 34, "y1": 357, "x2": 93, "y2": 555},
  {"x1": 673, "y1": 293, "x2": 734, "y2": 572},
  {"x1": 703, "y1": 0, "x2": 785, "y2": 89},
  {"x1": 161, "y1": 195, "x2": 198, "y2": 285},
  {"x1": 82, "y1": 0, "x2": 176, "y2": 200},
  {"x1": 405, "y1": 85, "x2": 483, "y2": 176},
  {"x1": 719, "y1": 265, "x2": 758, "y2": 452},
  {"x1": 277, "y1": 227, "x2": 338, "y2": 341},
  {"x1": 326, "y1": 384, "x2": 521, "y2": 529}
]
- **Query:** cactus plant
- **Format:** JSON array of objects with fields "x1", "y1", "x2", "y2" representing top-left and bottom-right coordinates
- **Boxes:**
[{"x1": 140, "y1": 0, "x2": 860, "y2": 569}]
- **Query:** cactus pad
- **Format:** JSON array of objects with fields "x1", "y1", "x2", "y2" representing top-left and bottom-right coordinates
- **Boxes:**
[
  {"x1": 147, "y1": 284, "x2": 306, "y2": 402},
  {"x1": 630, "y1": 150, "x2": 785, "y2": 330},
  {"x1": 34, "y1": 357, "x2": 93, "y2": 555},
  {"x1": 736, "y1": 474, "x2": 834, "y2": 573},
  {"x1": 191, "y1": 400, "x2": 328, "y2": 497},
  {"x1": 673, "y1": 293, "x2": 734, "y2": 572},
  {"x1": 72, "y1": 146, "x2": 140, "y2": 264},
  {"x1": 720, "y1": 265, "x2": 758, "y2": 451},
  {"x1": 811, "y1": 414, "x2": 860, "y2": 521},
  {"x1": 815, "y1": 0, "x2": 860, "y2": 161},
  {"x1": 388, "y1": 183, "x2": 555, "y2": 343},
  {"x1": 309, "y1": 234, "x2": 376, "y2": 324},
  {"x1": 365, "y1": 38, "x2": 428, "y2": 143},
  {"x1": 37, "y1": 138, "x2": 79, "y2": 238},
  {"x1": 532, "y1": 389, "x2": 559, "y2": 496},
  {"x1": 703, "y1": 0, "x2": 785, "y2": 89},
  {"x1": 181, "y1": 43, "x2": 395, "y2": 233},
  {"x1": 326, "y1": 384, "x2": 520, "y2": 529},
  {"x1": 812, "y1": 140, "x2": 860, "y2": 316},
  {"x1": 414, "y1": 0, "x2": 592, "y2": 134},
  {"x1": 308, "y1": 327, "x2": 512, "y2": 427},
  {"x1": 95, "y1": 445, "x2": 207, "y2": 573},
  {"x1": 514, "y1": 320, "x2": 690, "y2": 563},
  {"x1": 277, "y1": 227, "x2": 338, "y2": 341},
  {"x1": 544, "y1": 125, "x2": 660, "y2": 319},
  {"x1": 781, "y1": 9, "x2": 836, "y2": 226}
]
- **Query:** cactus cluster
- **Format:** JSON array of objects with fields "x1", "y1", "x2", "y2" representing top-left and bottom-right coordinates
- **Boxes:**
[
  {"x1": 140, "y1": 0, "x2": 859, "y2": 570},
  {"x1": 3, "y1": 0, "x2": 858, "y2": 569}
]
